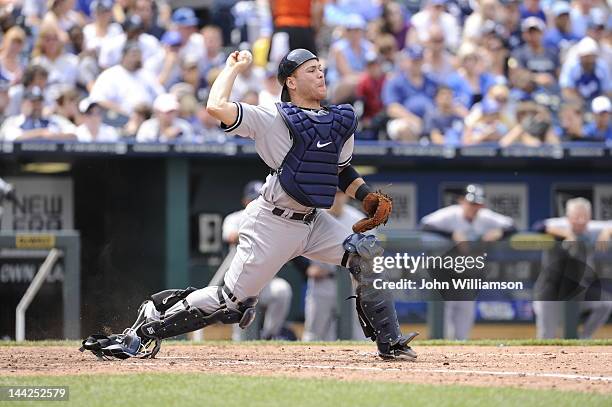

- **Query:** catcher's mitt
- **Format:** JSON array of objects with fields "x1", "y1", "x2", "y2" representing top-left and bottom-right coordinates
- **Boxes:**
[{"x1": 352, "y1": 191, "x2": 393, "y2": 233}]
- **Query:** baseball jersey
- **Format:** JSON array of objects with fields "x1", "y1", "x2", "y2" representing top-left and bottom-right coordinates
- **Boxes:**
[
  {"x1": 541, "y1": 218, "x2": 612, "y2": 244},
  {"x1": 223, "y1": 102, "x2": 354, "y2": 212},
  {"x1": 420, "y1": 205, "x2": 514, "y2": 239}
]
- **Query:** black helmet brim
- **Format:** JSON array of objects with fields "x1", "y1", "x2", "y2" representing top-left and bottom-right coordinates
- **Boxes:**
[{"x1": 277, "y1": 48, "x2": 318, "y2": 88}]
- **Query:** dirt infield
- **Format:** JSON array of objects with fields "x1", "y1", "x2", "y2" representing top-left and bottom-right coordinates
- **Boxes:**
[{"x1": 2, "y1": 344, "x2": 612, "y2": 394}]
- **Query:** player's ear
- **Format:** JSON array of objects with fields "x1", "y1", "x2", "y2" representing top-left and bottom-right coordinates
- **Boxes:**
[{"x1": 286, "y1": 76, "x2": 297, "y2": 91}]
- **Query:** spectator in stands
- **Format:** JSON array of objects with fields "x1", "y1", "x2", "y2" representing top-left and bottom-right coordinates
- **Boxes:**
[
  {"x1": 67, "y1": 23, "x2": 85, "y2": 55},
  {"x1": 268, "y1": 0, "x2": 320, "y2": 62},
  {"x1": 176, "y1": 55, "x2": 207, "y2": 102},
  {"x1": 543, "y1": 1, "x2": 580, "y2": 54},
  {"x1": 153, "y1": 30, "x2": 182, "y2": 87},
  {"x1": 382, "y1": 45, "x2": 438, "y2": 142},
  {"x1": 481, "y1": 22, "x2": 511, "y2": 82},
  {"x1": 583, "y1": 95, "x2": 612, "y2": 141},
  {"x1": 410, "y1": 0, "x2": 460, "y2": 51},
  {"x1": 160, "y1": 7, "x2": 204, "y2": 84},
  {"x1": 500, "y1": 101, "x2": 558, "y2": 146},
  {"x1": 67, "y1": 26, "x2": 100, "y2": 92},
  {"x1": 201, "y1": 25, "x2": 225, "y2": 77},
  {"x1": 355, "y1": 52, "x2": 386, "y2": 139},
  {"x1": 98, "y1": 14, "x2": 161, "y2": 69},
  {"x1": 0, "y1": 26, "x2": 27, "y2": 85},
  {"x1": 90, "y1": 42, "x2": 163, "y2": 116},
  {"x1": 507, "y1": 66, "x2": 555, "y2": 112},
  {"x1": 170, "y1": 84, "x2": 201, "y2": 132},
  {"x1": 498, "y1": 0, "x2": 523, "y2": 50},
  {"x1": 380, "y1": 1, "x2": 410, "y2": 50},
  {"x1": 31, "y1": 20, "x2": 79, "y2": 92},
  {"x1": 518, "y1": 0, "x2": 546, "y2": 22},
  {"x1": 447, "y1": 43, "x2": 497, "y2": 109},
  {"x1": 133, "y1": 0, "x2": 165, "y2": 39},
  {"x1": 422, "y1": 25, "x2": 455, "y2": 83},
  {"x1": 52, "y1": 86, "x2": 80, "y2": 130},
  {"x1": 0, "y1": 86, "x2": 76, "y2": 141},
  {"x1": 555, "y1": 101, "x2": 585, "y2": 141},
  {"x1": 43, "y1": 0, "x2": 85, "y2": 32},
  {"x1": 121, "y1": 102, "x2": 151, "y2": 138},
  {"x1": 373, "y1": 33, "x2": 398, "y2": 73},
  {"x1": 425, "y1": 85, "x2": 466, "y2": 146},
  {"x1": 563, "y1": 11, "x2": 612, "y2": 76},
  {"x1": 462, "y1": 0, "x2": 499, "y2": 43},
  {"x1": 23, "y1": 0, "x2": 49, "y2": 27},
  {"x1": 6, "y1": 64, "x2": 49, "y2": 117},
  {"x1": 560, "y1": 37, "x2": 610, "y2": 103},
  {"x1": 76, "y1": 98, "x2": 120, "y2": 142},
  {"x1": 326, "y1": 14, "x2": 374, "y2": 104},
  {"x1": 511, "y1": 17, "x2": 560, "y2": 90},
  {"x1": 83, "y1": 0, "x2": 123, "y2": 53},
  {"x1": 463, "y1": 98, "x2": 509, "y2": 144},
  {"x1": 136, "y1": 92, "x2": 195, "y2": 143},
  {"x1": 570, "y1": 0, "x2": 598, "y2": 38}
]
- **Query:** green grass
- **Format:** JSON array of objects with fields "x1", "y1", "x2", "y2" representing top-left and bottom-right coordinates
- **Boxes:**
[
  {"x1": 2, "y1": 338, "x2": 612, "y2": 347},
  {"x1": 0, "y1": 373, "x2": 609, "y2": 407}
]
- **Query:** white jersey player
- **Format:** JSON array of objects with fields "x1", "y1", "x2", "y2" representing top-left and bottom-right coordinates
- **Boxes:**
[
  {"x1": 82, "y1": 49, "x2": 418, "y2": 361},
  {"x1": 533, "y1": 197, "x2": 612, "y2": 339},
  {"x1": 420, "y1": 184, "x2": 516, "y2": 340}
]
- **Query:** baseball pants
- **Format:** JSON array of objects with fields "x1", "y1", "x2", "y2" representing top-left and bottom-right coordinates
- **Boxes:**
[{"x1": 183, "y1": 197, "x2": 353, "y2": 314}]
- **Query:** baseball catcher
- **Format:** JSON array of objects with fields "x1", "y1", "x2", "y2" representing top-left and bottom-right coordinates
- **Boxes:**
[{"x1": 81, "y1": 48, "x2": 418, "y2": 360}]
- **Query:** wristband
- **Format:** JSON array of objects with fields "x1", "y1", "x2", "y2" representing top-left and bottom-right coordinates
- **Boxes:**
[{"x1": 355, "y1": 184, "x2": 372, "y2": 201}]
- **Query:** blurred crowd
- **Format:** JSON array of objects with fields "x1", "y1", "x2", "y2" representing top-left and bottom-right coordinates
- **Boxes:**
[{"x1": 0, "y1": 0, "x2": 609, "y2": 145}]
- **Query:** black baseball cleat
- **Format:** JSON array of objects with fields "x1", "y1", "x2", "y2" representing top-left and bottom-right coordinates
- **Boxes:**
[
  {"x1": 79, "y1": 300, "x2": 162, "y2": 360},
  {"x1": 377, "y1": 332, "x2": 419, "y2": 360}
]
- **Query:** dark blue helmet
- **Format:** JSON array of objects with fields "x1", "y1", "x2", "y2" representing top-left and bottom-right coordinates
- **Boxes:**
[{"x1": 277, "y1": 49, "x2": 318, "y2": 102}]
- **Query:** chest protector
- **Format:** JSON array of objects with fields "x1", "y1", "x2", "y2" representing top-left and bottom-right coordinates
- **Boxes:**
[{"x1": 275, "y1": 102, "x2": 357, "y2": 209}]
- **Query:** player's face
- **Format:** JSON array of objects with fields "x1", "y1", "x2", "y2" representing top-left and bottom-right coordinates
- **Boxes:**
[
  {"x1": 567, "y1": 208, "x2": 590, "y2": 235},
  {"x1": 290, "y1": 60, "x2": 326, "y2": 101},
  {"x1": 460, "y1": 199, "x2": 483, "y2": 220}
]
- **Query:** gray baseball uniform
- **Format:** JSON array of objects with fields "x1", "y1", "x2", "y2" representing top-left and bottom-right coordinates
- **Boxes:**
[
  {"x1": 534, "y1": 218, "x2": 612, "y2": 339},
  {"x1": 173, "y1": 102, "x2": 356, "y2": 319},
  {"x1": 421, "y1": 205, "x2": 515, "y2": 340},
  {"x1": 302, "y1": 204, "x2": 368, "y2": 341},
  {"x1": 223, "y1": 209, "x2": 293, "y2": 340}
]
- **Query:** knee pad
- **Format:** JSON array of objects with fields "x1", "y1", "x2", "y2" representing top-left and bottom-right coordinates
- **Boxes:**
[
  {"x1": 342, "y1": 233, "x2": 383, "y2": 281},
  {"x1": 140, "y1": 288, "x2": 258, "y2": 340}
]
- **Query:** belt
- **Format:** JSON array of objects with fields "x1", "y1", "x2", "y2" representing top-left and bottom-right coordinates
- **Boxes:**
[{"x1": 272, "y1": 207, "x2": 317, "y2": 224}]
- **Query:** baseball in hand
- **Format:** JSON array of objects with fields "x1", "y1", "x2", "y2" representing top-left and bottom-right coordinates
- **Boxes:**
[{"x1": 238, "y1": 50, "x2": 253, "y2": 65}]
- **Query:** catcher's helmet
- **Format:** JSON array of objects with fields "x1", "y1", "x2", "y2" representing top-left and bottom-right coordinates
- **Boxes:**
[{"x1": 277, "y1": 49, "x2": 318, "y2": 102}]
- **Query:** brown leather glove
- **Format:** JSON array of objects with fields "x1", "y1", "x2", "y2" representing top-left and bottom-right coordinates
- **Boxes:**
[{"x1": 352, "y1": 191, "x2": 393, "y2": 233}]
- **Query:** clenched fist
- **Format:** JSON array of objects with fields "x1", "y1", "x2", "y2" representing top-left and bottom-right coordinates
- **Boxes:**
[{"x1": 226, "y1": 50, "x2": 252, "y2": 73}]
